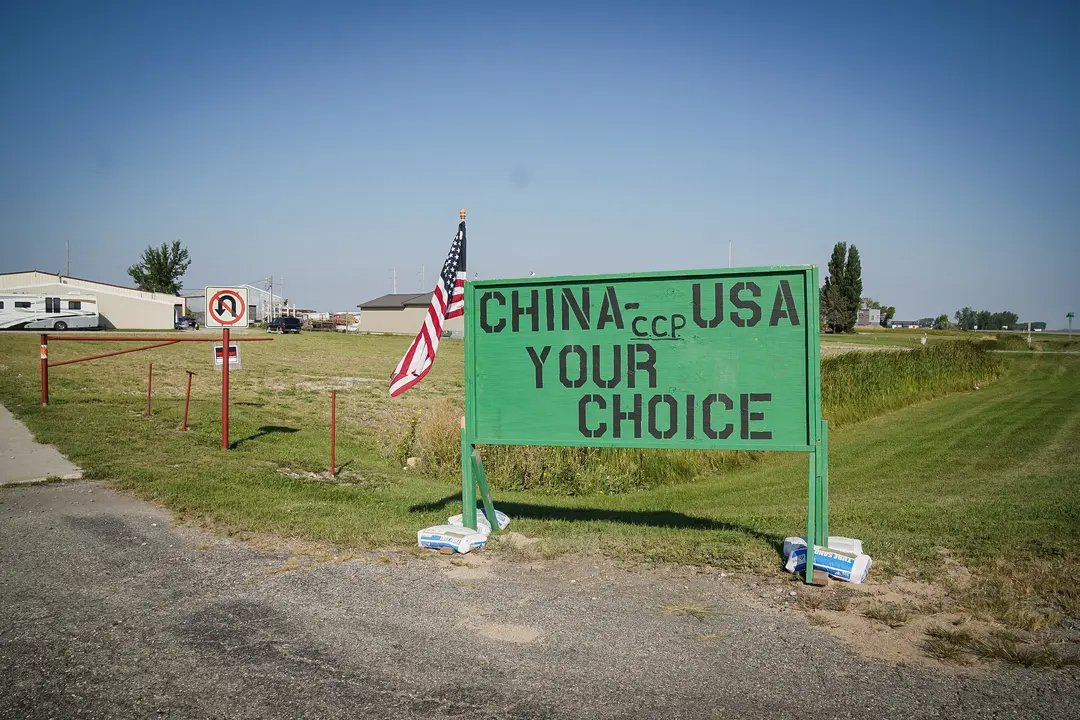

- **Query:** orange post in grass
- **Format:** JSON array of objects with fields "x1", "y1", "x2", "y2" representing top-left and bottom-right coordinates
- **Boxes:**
[{"x1": 330, "y1": 390, "x2": 337, "y2": 477}]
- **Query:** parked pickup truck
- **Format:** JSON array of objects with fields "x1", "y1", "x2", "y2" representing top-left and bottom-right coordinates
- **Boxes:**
[{"x1": 267, "y1": 316, "x2": 302, "y2": 334}]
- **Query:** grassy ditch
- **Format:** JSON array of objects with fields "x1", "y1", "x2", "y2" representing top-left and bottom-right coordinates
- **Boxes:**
[
  {"x1": 820, "y1": 341, "x2": 1002, "y2": 427},
  {"x1": 412, "y1": 340, "x2": 1003, "y2": 490}
]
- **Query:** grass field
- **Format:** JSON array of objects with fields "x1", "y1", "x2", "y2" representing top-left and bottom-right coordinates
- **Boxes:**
[
  {"x1": 822, "y1": 325, "x2": 1077, "y2": 352},
  {"x1": 0, "y1": 330, "x2": 1077, "y2": 648}
]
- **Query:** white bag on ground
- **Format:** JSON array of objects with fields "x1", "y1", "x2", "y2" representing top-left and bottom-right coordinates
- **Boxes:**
[
  {"x1": 447, "y1": 508, "x2": 510, "y2": 535},
  {"x1": 417, "y1": 525, "x2": 488, "y2": 554},
  {"x1": 783, "y1": 536, "x2": 863, "y2": 559},
  {"x1": 784, "y1": 543, "x2": 872, "y2": 584}
]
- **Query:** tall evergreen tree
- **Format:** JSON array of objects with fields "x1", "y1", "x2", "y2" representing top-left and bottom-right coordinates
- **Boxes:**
[
  {"x1": 841, "y1": 245, "x2": 862, "y2": 332},
  {"x1": 820, "y1": 242, "x2": 863, "y2": 333}
]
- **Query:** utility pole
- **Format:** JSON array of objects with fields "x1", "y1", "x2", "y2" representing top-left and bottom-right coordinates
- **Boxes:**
[
  {"x1": 391, "y1": 269, "x2": 397, "y2": 294},
  {"x1": 728, "y1": 240, "x2": 732, "y2": 269},
  {"x1": 66, "y1": 240, "x2": 70, "y2": 276},
  {"x1": 420, "y1": 265, "x2": 425, "y2": 291}
]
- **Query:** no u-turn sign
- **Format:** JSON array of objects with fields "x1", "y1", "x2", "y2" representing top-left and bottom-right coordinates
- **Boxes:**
[{"x1": 205, "y1": 287, "x2": 249, "y2": 328}]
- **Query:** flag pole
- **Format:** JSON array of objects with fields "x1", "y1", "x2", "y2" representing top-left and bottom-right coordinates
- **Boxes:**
[{"x1": 458, "y1": 208, "x2": 479, "y2": 530}]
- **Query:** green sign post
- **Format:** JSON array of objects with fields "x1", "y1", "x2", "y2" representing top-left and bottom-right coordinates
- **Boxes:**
[{"x1": 461, "y1": 265, "x2": 829, "y2": 583}]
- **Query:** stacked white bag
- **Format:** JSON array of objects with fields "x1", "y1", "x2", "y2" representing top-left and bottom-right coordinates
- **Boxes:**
[
  {"x1": 416, "y1": 508, "x2": 511, "y2": 554},
  {"x1": 416, "y1": 525, "x2": 489, "y2": 554},
  {"x1": 783, "y1": 536, "x2": 872, "y2": 584},
  {"x1": 447, "y1": 508, "x2": 510, "y2": 535}
]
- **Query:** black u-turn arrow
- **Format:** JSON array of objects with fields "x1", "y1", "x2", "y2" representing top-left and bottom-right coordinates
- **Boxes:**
[{"x1": 215, "y1": 294, "x2": 237, "y2": 318}]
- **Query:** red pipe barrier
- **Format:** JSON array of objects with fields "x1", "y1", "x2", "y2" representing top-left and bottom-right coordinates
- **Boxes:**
[
  {"x1": 39, "y1": 333, "x2": 271, "y2": 442},
  {"x1": 48, "y1": 335, "x2": 273, "y2": 342},
  {"x1": 48, "y1": 341, "x2": 181, "y2": 369},
  {"x1": 146, "y1": 363, "x2": 153, "y2": 417},
  {"x1": 183, "y1": 371, "x2": 194, "y2": 431},
  {"x1": 331, "y1": 390, "x2": 337, "y2": 477}
]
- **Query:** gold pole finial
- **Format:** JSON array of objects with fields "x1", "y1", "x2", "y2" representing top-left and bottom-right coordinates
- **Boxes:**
[{"x1": 460, "y1": 208, "x2": 466, "y2": 222}]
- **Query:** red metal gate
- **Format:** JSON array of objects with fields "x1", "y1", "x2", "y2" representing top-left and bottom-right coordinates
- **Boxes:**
[{"x1": 40, "y1": 331, "x2": 272, "y2": 449}]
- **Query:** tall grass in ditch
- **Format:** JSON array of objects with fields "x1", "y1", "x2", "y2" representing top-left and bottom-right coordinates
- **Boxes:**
[
  {"x1": 976, "y1": 333, "x2": 1030, "y2": 351},
  {"x1": 410, "y1": 397, "x2": 761, "y2": 495},
  {"x1": 822, "y1": 341, "x2": 1002, "y2": 427},
  {"x1": 409, "y1": 341, "x2": 1002, "y2": 495}
]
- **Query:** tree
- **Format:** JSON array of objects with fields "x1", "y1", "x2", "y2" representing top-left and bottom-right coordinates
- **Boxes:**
[
  {"x1": 916, "y1": 317, "x2": 935, "y2": 328},
  {"x1": 933, "y1": 314, "x2": 951, "y2": 330},
  {"x1": 820, "y1": 242, "x2": 864, "y2": 333},
  {"x1": 954, "y1": 306, "x2": 976, "y2": 330},
  {"x1": 841, "y1": 245, "x2": 863, "y2": 332},
  {"x1": 880, "y1": 306, "x2": 896, "y2": 327},
  {"x1": 127, "y1": 240, "x2": 191, "y2": 295},
  {"x1": 822, "y1": 281, "x2": 847, "y2": 333},
  {"x1": 995, "y1": 311, "x2": 1019, "y2": 330},
  {"x1": 953, "y1": 307, "x2": 1020, "y2": 331}
]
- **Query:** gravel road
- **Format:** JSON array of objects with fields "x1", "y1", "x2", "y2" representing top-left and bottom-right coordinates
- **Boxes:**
[{"x1": 1, "y1": 482, "x2": 1077, "y2": 720}]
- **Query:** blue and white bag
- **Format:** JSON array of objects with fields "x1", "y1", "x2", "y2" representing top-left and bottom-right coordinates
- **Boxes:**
[
  {"x1": 783, "y1": 536, "x2": 863, "y2": 559},
  {"x1": 784, "y1": 539, "x2": 872, "y2": 584},
  {"x1": 417, "y1": 525, "x2": 488, "y2": 554}
]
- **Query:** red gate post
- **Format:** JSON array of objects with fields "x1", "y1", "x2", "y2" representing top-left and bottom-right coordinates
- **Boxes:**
[
  {"x1": 40, "y1": 334, "x2": 49, "y2": 406},
  {"x1": 183, "y1": 371, "x2": 194, "y2": 431},
  {"x1": 146, "y1": 363, "x2": 153, "y2": 417},
  {"x1": 221, "y1": 328, "x2": 230, "y2": 449},
  {"x1": 330, "y1": 390, "x2": 337, "y2": 477}
]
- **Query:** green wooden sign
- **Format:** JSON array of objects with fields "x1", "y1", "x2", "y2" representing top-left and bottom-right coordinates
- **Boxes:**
[
  {"x1": 465, "y1": 266, "x2": 822, "y2": 452},
  {"x1": 460, "y1": 265, "x2": 829, "y2": 584}
]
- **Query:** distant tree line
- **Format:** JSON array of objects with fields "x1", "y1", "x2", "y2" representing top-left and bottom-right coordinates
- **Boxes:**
[
  {"x1": 915, "y1": 315, "x2": 953, "y2": 330},
  {"x1": 953, "y1": 307, "x2": 1020, "y2": 331},
  {"x1": 817, "y1": 243, "x2": 1043, "y2": 334}
]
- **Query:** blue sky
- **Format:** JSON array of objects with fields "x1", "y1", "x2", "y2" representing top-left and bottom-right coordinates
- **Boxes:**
[{"x1": 1, "y1": 1, "x2": 1077, "y2": 324}]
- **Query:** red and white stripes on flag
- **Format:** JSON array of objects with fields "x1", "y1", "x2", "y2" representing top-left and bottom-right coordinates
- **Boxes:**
[{"x1": 389, "y1": 221, "x2": 466, "y2": 397}]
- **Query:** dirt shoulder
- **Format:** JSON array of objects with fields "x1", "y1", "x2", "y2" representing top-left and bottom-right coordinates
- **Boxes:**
[{"x1": 2, "y1": 482, "x2": 1077, "y2": 720}]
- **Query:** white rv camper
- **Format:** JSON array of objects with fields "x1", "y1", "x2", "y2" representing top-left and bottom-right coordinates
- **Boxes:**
[{"x1": 0, "y1": 294, "x2": 100, "y2": 330}]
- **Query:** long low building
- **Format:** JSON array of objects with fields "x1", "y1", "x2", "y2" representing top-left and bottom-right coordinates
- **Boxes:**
[
  {"x1": 0, "y1": 270, "x2": 185, "y2": 330},
  {"x1": 358, "y1": 292, "x2": 465, "y2": 336}
]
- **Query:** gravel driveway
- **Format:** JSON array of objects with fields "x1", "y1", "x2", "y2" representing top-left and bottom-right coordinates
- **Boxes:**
[{"x1": 1, "y1": 482, "x2": 1077, "y2": 720}]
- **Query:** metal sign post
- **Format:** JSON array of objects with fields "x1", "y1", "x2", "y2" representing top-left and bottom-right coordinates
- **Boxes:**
[
  {"x1": 464, "y1": 265, "x2": 828, "y2": 583},
  {"x1": 205, "y1": 287, "x2": 250, "y2": 450},
  {"x1": 222, "y1": 328, "x2": 230, "y2": 449}
]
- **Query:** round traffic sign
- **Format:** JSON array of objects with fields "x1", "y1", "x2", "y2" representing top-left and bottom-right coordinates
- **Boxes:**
[{"x1": 208, "y1": 289, "x2": 247, "y2": 325}]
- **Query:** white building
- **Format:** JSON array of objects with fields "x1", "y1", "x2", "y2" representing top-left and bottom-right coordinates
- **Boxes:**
[{"x1": 0, "y1": 271, "x2": 184, "y2": 330}]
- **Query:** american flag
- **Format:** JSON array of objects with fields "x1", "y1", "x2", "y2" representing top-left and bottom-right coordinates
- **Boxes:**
[{"x1": 389, "y1": 219, "x2": 466, "y2": 397}]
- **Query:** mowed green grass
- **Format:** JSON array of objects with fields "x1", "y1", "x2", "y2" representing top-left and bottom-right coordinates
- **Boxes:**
[{"x1": 0, "y1": 332, "x2": 1077, "y2": 602}]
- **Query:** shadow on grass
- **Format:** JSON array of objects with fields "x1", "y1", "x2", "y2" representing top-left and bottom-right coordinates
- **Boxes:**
[
  {"x1": 410, "y1": 495, "x2": 785, "y2": 559},
  {"x1": 230, "y1": 425, "x2": 299, "y2": 449}
]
